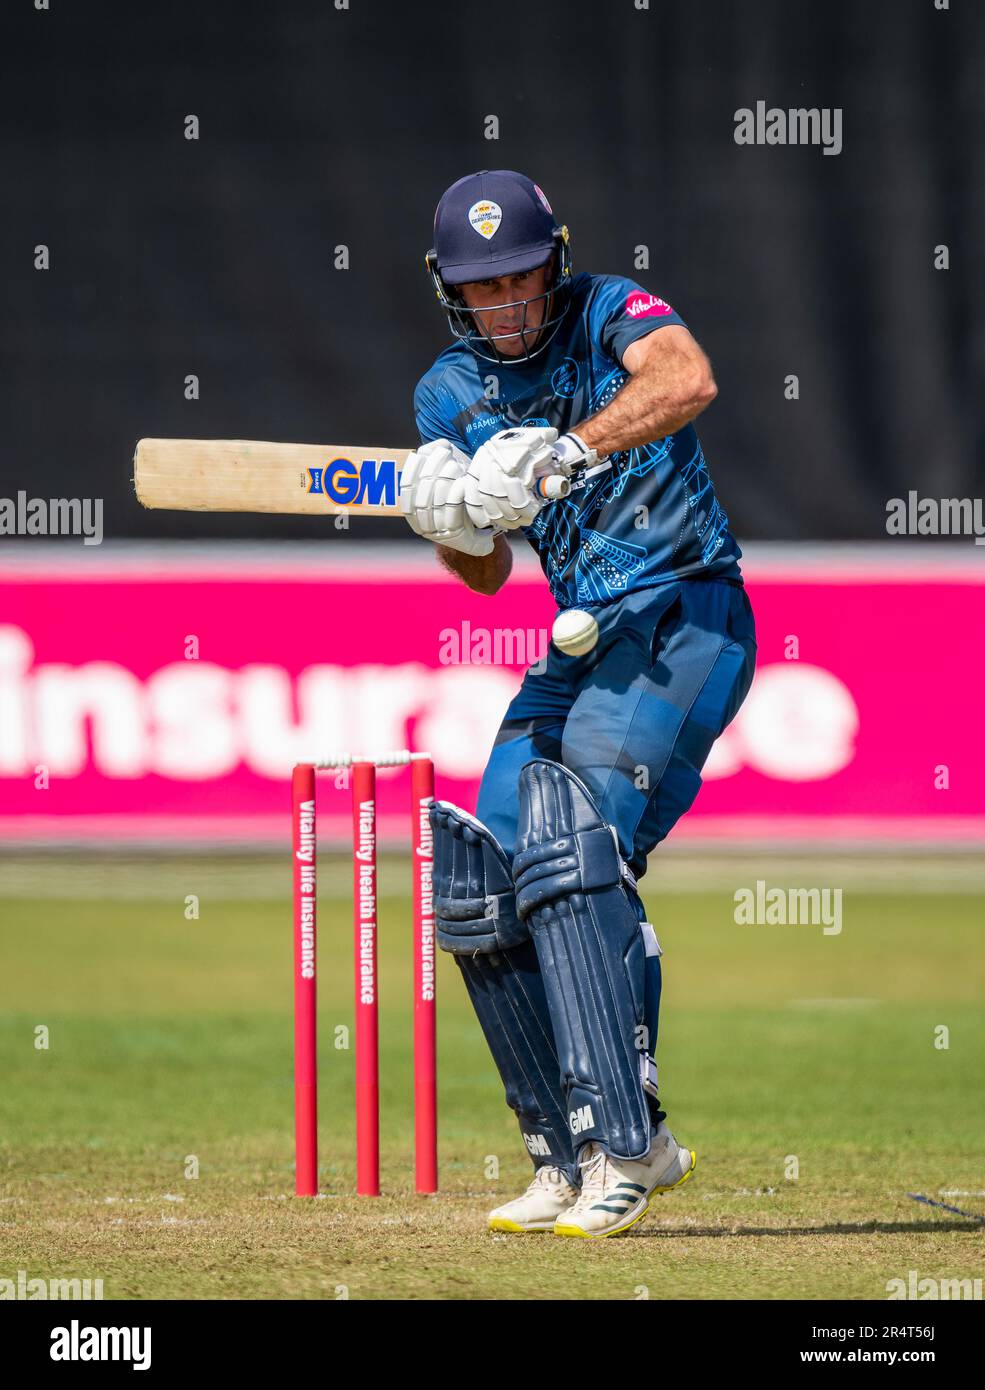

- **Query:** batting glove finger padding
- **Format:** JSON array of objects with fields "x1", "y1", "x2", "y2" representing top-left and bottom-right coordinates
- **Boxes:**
[
  {"x1": 399, "y1": 437, "x2": 483, "y2": 545},
  {"x1": 465, "y1": 426, "x2": 561, "y2": 530}
]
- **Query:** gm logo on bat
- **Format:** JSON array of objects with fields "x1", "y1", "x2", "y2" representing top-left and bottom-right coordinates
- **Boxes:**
[{"x1": 306, "y1": 457, "x2": 400, "y2": 507}]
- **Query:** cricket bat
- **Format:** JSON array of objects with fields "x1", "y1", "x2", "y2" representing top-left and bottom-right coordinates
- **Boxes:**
[{"x1": 132, "y1": 437, "x2": 571, "y2": 516}]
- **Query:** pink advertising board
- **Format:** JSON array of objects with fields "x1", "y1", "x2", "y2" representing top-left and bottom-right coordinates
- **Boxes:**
[{"x1": 0, "y1": 545, "x2": 981, "y2": 846}]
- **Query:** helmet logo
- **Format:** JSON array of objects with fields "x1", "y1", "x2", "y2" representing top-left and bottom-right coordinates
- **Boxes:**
[
  {"x1": 533, "y1": 183, "x2": 552, "y2": 214},
  {"x1": 467, "y1": 200, "x2": 502, "y2": 240}
]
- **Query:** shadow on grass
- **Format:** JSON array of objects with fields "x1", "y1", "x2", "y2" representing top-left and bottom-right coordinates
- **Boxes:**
[{"x1": 627, "y1": 1219, "x2": 984, "y2": 1238}]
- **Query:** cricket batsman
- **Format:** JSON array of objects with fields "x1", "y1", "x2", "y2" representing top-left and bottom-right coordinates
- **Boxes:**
[{"x1": 399, "y1": 170, "x2": 757, "y2": 1237}]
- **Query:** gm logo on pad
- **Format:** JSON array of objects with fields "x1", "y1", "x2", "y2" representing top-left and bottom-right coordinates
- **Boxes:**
[{"x1": 307, "y1": 457, "x2": 399, "y2": 507}]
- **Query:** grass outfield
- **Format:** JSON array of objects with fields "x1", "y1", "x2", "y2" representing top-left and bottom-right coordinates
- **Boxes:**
[{"x1": 0, "y1": 855, "x2": 982, "y2": 1300}]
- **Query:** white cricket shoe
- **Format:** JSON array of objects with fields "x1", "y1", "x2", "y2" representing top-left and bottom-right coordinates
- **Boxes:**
[
  {"x1": 554, "y1": 1121, "x2": 696, "y2": 1239},
  {"x1": 488, "y1": 1164, "x2": 581, "y2": 1233}
]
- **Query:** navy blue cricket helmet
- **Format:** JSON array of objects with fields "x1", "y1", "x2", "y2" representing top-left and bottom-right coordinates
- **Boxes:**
[{"x1": 425, "y1": 170, "x2": 573, "y2": 365}]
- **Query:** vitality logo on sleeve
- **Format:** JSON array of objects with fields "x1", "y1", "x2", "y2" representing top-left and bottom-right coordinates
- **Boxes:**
[{"x1": 624, "y1": 291, "x2": 673, "y2": 320}]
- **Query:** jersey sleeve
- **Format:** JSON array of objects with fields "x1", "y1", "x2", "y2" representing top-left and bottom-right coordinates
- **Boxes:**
[
  {"x1": 587, "y1": 275, "x2": 688, "y2": 366},
  {"x1": 413, "y1": 373, "x2": 470, "y2": 453}
]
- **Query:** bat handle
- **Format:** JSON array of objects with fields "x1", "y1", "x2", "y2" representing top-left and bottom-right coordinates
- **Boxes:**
[{"x1": 535, "y1": 472, "x2": 571, "y2": 501}]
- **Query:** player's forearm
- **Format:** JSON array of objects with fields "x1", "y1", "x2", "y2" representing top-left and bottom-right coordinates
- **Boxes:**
[
  {"x1": 436, "y1": 533, "x2": 513, "y2": 595},
  {"x1": 577, "y1": 355, "x2": 717, "y2": 454}
]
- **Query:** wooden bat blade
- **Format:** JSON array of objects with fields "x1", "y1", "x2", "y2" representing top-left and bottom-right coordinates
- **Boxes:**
[{"x1": 133, "y1": 438, "x2": 413, "y2": 516}]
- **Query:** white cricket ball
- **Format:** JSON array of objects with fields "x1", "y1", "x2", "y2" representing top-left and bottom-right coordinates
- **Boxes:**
[{"x1": 552, "y1": 608, "x2": 599, "y2": 657}]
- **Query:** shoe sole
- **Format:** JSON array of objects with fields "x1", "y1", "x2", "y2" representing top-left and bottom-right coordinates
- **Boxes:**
[
  {"x1": 554, "y1": 1149, "x2": 697, "y2": 1240},
  {"x1": 488, "y1": 1216, "x2": 561, "y2": 1233}
]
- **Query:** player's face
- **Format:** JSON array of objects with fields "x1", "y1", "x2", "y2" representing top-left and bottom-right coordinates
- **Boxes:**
[{"x1": 457, "y1": 263, "x2": 552, "y2": 357}]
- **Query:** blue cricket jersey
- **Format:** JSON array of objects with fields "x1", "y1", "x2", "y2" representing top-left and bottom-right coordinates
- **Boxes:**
[{"x1": 413, "y1": 272, "x2": 743, "y2": 609}]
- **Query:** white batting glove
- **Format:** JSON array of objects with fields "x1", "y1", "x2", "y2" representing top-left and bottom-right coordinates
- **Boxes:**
[
  {"x1": 399, "y1": 439, "x2": 500, "y2": 556},
  {"x1": 464, "y1": 426, "x2": 557, "y2": 530},
  {"x1": 551, "y1": 431, "x2": 598, "y2": 475},
  {"x1": 464, "y1": 427, "x2": 598, "y2": 530}
]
